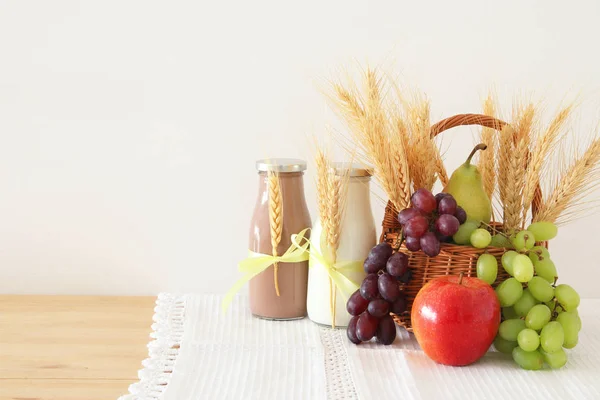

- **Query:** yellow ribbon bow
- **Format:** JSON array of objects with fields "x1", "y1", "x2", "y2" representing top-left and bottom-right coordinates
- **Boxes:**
[
  {"x1": 290, "y1": 232, "x2": 363, "y2": 327},
  {"x1": 222, "y1": 228, "x2": 311, "y2": 312}
]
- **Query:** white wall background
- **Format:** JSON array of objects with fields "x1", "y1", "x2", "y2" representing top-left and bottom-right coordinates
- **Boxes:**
[{"x1": 1, "y1": 0, "x2": 599, "y2": 297}]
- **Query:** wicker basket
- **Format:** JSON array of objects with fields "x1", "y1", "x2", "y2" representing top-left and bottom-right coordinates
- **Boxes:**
[{"x1": 381, "y1": 114, "x2": 545, "y2": 332}]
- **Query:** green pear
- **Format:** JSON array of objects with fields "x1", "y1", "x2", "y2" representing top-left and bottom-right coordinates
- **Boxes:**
[{"x1": 443, "y1": 143, "x2": 492, "y2": 224}]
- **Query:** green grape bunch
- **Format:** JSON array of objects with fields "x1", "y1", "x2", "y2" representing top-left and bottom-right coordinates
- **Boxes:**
[{"x1": 474, "y1": 221, "x2": 583, "y2": 370}]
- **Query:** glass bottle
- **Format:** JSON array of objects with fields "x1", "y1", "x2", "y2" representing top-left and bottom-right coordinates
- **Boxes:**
[
  {"x1": 307, "y1": 164, "x2": 376, "y2": 327},
  {"x1": 248, "y1": 159, "x2": 311, "y2": 320}
]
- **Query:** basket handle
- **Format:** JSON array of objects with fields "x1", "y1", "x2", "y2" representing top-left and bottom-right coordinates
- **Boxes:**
[
  {"x1": 428, "y1": 113, "x2": 542, "y2": 219},
  {"x1": 430, "y1": 114, "x2": 507, "y2": 138}
]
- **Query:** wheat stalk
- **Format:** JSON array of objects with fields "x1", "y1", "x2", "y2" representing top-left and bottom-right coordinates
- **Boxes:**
[
  {"x1": 390, "y1": 117, "x2": 412, "y2": 209},
  {"x1": 331, "y1": 83, "x2": 365, "y2": 134},
  {"x1": 516, "y1": 103, "x2": 536, "y2": 148},
  {"x1": 522, "y1": 106, "x2": 572, "y2": 223},
  {"x1": 268, "y1": 171, "x2": 283, "y2": 297},
  {"x1": 325, "y1": 174, "x2": 343, "y2": 256},
  {"x1": 534, "y1": 138, "x2": 600, "y2": 223},
  {"x1": 479, "y1": 96, "x2": 497, "y2": 198},
  {"x1": 315, "y1": 148, "x2": 329, "y2": 225},
  {"x1": 314, "y1": 146, "x2": 352, "y2": 329},
  {"x1": 503, "y1": 136, "x2": 528, "y2": 232},
  {"x1": 329, "y1": 68, "x2": 442, "y2": 211},
  {"x1": 407, "y1": 99, "x2": 436, "y2": 190},
  {"x1": 434, "y1": 149, "x2": 449, "y2": 187},
  {"x1": 331, "y1": 69, "x2": 408, "y2": 211},
  {"x1": 501, "y1": 104, "x2": 536, "y2": 232},
  {"x1": 497, "y1": 125, "x2": 514, "y2": 204}
]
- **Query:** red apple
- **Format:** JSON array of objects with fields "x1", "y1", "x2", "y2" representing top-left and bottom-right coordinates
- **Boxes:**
[{"x1": 411, "y1": 274, "x2": 500, "y2": 366}]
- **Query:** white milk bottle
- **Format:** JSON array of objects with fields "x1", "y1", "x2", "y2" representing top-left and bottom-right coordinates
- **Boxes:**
[{"x1": 307, "y1": 164, "x2": 376, "y2": 327}]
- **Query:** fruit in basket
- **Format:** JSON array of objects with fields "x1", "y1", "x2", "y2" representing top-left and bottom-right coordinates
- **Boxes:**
[
  {"x1": 438, "y1": 196, "x2": 457, "y2": 215},
  {"x1": 386, "y1": 252, "x2": 409, "y2": 277},
  {"x1": 540, "y1": 321, "x2": 564, "y2": 353},
  {"x1": 377, "y1": 315, "x2": 397, "y2": 345},
  {"x1": 512, "y1": 347, "x2": 544, "y2": 370},
  {"x1": 398, "y1": 189, "x2": 468, "y2": 257},
  {"x1": 347, "y1": 242, "x2": 412, "y2": 346},
  {"x1": 494, "y1": 336, "x2": 518, "y2": 354},
  {"x1": 533, "y1": 258, "x2": 557, "y2": 283},
  {"x1": 360, "y1": 273, "x2": 380, "y2": 300},
  {"x1": 490, "y1": 222, "x2": 583, "y2": 370},
  {"x1": 347, "y1": 316, "x2": 361, "y2": 344},
  {"x1": 525, "y1": 304, "x2": 552, "y2": 331},
  {"x1": 528, "y1": 277, "x2": 555, "y2": 302},
  {"x1": 378, "y1": 273, "x2": 401, "y2": 302},
  {"x1": 530, "y1": 245, "x2": 550, "y2": 260},
  {"x1": 555, "y1": 284, "x2": 580, "y2": 311},
  {"x1": 411, "y1": 188, "x2": 437, "y2": 213},
  {"x1": 411, "y1": 274, "x2": 500, "y2": 366},
  {"x1": 499, "y1": 318, "x2": 526, "y2": 341},
  {"x1": 404, "y1": 236, "x2": 421, "y2": 251},
  {"x1": 490, "y1": 233, "x2": 513, "y2": 248},
  {"x1": 452, "y1": 221, "x2": 479, "y2": 245},
  {"x1": 495, "y1": 278, "x2": 523, "y2": 306},
  {"x1": 420, "y1": 232, "x2": 441, "y2": 257},
  {"x1": 356, "y1": 312, "x2": 379, "y2": 341},
  {"x1": 511, "y1": 230, "x2": 536, "y2": 252},
  {"x1": 512, "y1": 254, "x2": 534, "y2": 282},
  {"x1": 367, "y1": 299, "x2": 390, "y2": 318},
  {"x1": 398, "y1": 208, "x2": 423, "y2": 225},
  {"x1": 390, "y1": 296, "x2": 407, "y2": 314},
  {"x1": 347, "y1": 290, "x2": 369, "y2": 316},
  {"x1": 501, "y1": 250, "x2": 518, "y2": 275},
  {"x1": 556, "y1": 312, "x2": 580, "y2": 349},
  {"x1": 435, "y1": 214, "x2": 460, "y2": 237},
  {"x1": 363, "y1": 243, "x2": 393, "y2": 273},
  {"x1": 527, "y1": 221, "x2": 558, "y2": 241},
  {"x1": 454, "y1": 206, "x2": 467, "y2": 224},
  {"x1": 404, "y1": 215, "x2": 429, "y2": 238},
  {"x1": 443, "y1": 143, "x2": 492, "y2": 224},
  {"x1": 470, "y1": 228, "x2": 492, "y2": 248},
  {"x1": 476, "y1": 253, "x2": 498, "y2": 285},
  {"x1": 541, "y1": 348, "x2": 568, "y2": 369},
  {"x1": 517, "y1": 328, "x2": 540, "y2": 352},
  {"x1": 513, "y1": 289, "x2": 537, "y2": 317}
]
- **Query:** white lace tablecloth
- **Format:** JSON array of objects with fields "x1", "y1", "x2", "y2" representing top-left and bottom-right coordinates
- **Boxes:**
[{"x1": 120, "y1": 294, "x2": 600, "y2": 400}]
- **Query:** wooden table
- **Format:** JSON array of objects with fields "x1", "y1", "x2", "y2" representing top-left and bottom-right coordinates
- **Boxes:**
[{"x1": 0, "y1": 295, "x2": 155, "y2": 400}]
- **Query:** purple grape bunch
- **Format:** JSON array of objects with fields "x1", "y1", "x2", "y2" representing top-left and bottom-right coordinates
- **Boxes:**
[
  {"x1": 346, "y1": 242, "x2": 411, "y2": 346},
  {"x1": 397, "y1": 188, "x2": 467, "y2": 257}
]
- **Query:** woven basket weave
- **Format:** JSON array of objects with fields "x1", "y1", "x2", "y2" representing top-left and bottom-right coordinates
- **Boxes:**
[{"x1": 381, "y1": 114, "x2": 545, "y2": 332}]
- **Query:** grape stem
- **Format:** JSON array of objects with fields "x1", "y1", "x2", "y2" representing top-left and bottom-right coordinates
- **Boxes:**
[
  {"x1": 478, "y1": 220, "x2": 510, "y2": 239},
  {"x1": 393, "y1": 228, "x2": 405, "y2": 252}
]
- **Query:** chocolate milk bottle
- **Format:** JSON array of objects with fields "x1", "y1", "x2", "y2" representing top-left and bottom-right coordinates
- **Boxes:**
[{"x1": 248, "y1": 159, "x2": 311, "y2": 320}]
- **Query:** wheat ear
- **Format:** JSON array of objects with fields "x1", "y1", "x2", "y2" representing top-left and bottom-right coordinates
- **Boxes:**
[
  {"x1": 497, "y1": 125, "x2": 514, "y2": 204},
  {"x1": 434, "y1": 150, "x2": 449, "y2": 187},
  {"x1": 268, "y1": 171, "x2": 283, "y2": 296},
  {"x1": 325, "y1": 174, "x2": 343, "y2": 257},
  {"x1": 503, "y1": 136, "x2": 528, "y2": 232},
  {"x1": 502, "y1": 105, "x2": 535, "y2": 231},
  {"x1": 331, "y1": 83, "x2": 365, "y2": 133},
  {"x1": 479, "y1": 96, "x2": 497, "y2": 198},
  {"x1": 522, "y1": 106, "x2": 572, "y2": 223},
  {"x1": 407, "y1": 99, "x2": 436, "y2": 190},
  {"x1": 390, "y1": 117, "x2": 412, "y2": 209},
  {"x1": 534, "y1": 138, "x2": 600, "y2": 223},
  {"x1": 315, "y1": 148, "x2": 329, "y2": 224},
  {"x1": 363, "y1": 69, "x2": 405, "y2": 210}
]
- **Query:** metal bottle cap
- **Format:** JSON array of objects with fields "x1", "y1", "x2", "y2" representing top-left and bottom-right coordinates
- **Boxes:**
[
  {"x1": 255, "y1": 158, "x2": 307, "y2": 173},
  {"x1": 330, "y1": 162, "x2": 373, "y2": 177}
]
